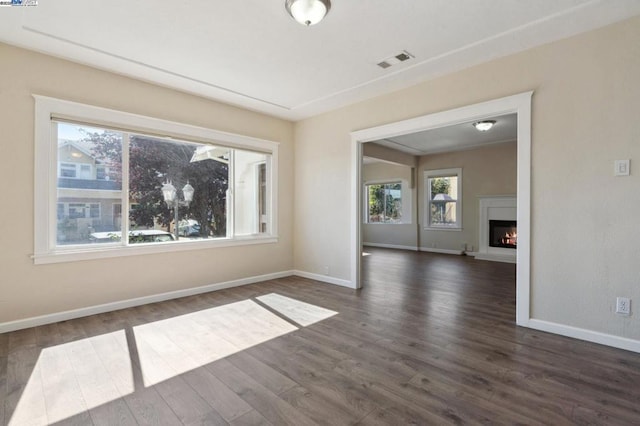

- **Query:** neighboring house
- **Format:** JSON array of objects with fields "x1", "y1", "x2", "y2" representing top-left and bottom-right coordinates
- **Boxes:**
[{"x1": 57, "y1": 140, "x2": 122, "y2": 243}]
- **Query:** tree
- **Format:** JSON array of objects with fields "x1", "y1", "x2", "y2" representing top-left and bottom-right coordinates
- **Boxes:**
[
  {"x1": 430, "y1": 177, "x2": 450, "y2": 196},
  {"x1": 368, "y1": 183, "x2": 401, "y2": 222},
  {"x1": 88, "y1": 131, "x2": 229, "y2": 238}
]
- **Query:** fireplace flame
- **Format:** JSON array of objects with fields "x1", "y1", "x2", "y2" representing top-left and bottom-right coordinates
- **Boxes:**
[{"x1": 501, "y1": 231, "x2": 517, "y2": 246}]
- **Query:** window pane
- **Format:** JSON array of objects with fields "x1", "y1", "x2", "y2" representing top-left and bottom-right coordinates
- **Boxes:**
[
  {"x1": 384, "y1": 183, "x2": 402, "y2": 223},
  {"x1": 430, "y1": 176, "x2": 457, "y2": 201},
  {"x1": 234, "y1": 150, "x2": 269, "y2": 236},
  {"x1": 430, "y1": 200, "x2": 457, "y2": 225},
  {"x1": 429, "y1": 175, "x2": 458, "y2": 226},
  {"x1": 367, "y1": 183, "x2": 402, "y2": 223},
  {"x1": 57, "y1": 123, "x2": 123, "y2": 245},
  {"x1": 129, "y1": 136, "x2": 229, "y2": 243},
  {"x1": 367, "y1": 184, "x2": 384, "y2": 223}
]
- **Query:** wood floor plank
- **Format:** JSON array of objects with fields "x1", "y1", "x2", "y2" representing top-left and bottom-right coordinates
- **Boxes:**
[
  {"x1": 207, "y1": 359, "x2": 318, "y2": 426},
  {"x1": 5, "y1": 328, "x2": 47, "y2": 426},
  {"x1": 0, "y1": 354, "x2": 6, "y2": 426},
  {"x1": 227, "y1": 351, "x2": 298, "y2": 396},
  {"x1": 244, "y1": 337, "x2": 378, "y2": 422},
  {"x1": 229, "y1": 409, "x2": 274, "y2": 426},
  {"x1": 38, "y1": 334, "x2": 93, "y2": 425},
  {"x1": 0, "y1": 328, "x2": 7, "y2": 425},
  {"x1": 155, "y1": 376, "x2": 228, "y2": 425},
  {"x1": 182, "y1": 368, "x2": 253, "y2": 422},
  {"x1": 64, "y1": 330, "x2": 137, "y2": 426},
  {"x1": 122, "y1": 385, "x2": 183, "y2": 426}
]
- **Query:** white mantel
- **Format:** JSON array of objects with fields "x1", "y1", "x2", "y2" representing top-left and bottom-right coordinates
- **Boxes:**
[{"x1": 475, "y1": 195, "x2": 517, "y2": 263}]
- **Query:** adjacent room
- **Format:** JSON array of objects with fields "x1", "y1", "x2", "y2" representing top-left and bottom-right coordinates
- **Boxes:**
[{"x1": 1, "y1": 1, "x2": 639, "y2": 424}]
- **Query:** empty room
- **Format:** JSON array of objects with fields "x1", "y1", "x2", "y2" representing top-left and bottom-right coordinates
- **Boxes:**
[{"x1": 1, "y1": 1, "x2": 639, "y2": 425}]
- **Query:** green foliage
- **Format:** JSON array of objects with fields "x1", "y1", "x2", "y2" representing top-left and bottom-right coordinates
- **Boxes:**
[
  {"x1": 430, "y1": 177, "x2": 450, "y2": 195},
  {"x1": 89, "y1": 132, "x2": 229, "y2": 238},
  {"x1": 368, "y1": 183, "x2": 402, "y2": 223}
]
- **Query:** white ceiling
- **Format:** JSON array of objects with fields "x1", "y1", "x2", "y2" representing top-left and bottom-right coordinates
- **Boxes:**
[
  {"x1": 374, "y1": 113, "x2": 517, "y2": 156},
  {"x1": 1, "y1": 1, "x2": 639, "y2": 121}
]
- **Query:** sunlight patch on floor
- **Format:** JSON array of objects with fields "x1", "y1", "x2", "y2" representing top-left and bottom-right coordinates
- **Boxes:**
[
  {"x1": 133, "y1": 299, "x2": 299, "y2": 386},
  {"x1": 256, "y1": 293, "x2": 338, "y2": 326},
  {"x1": 9, "y1": 294, "x2": 336, "y2": 425},
  {"x1": 9, "y1": 330, "x2": 133, "y2": 426}
]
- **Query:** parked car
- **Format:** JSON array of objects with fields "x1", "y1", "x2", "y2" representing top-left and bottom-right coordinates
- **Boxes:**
[
  {"x1": 89, "y1": 230, "x2": 176, "y2": 244},
  {"x1": 178, "y1": 219, "x2": 201, "y2": 237}
]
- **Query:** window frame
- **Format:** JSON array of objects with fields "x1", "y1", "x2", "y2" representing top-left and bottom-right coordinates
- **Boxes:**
[
  {"x1": 424, "y1": 168, "x2": 462, "y2": 231},
  {"x1": 364, "y1": 180, "x2": 405, "y2": 224},
  {"x1": 34, "y1": 95, "x2": 279, "y2": 265}
]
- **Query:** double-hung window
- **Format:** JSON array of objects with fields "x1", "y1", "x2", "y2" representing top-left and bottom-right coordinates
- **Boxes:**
[
  {"x1": 425, "y1": 168, "x2": 462, "y2": 230},
  {"x1": 34, "y1": 96, "x2": 279, "y2": 264}
]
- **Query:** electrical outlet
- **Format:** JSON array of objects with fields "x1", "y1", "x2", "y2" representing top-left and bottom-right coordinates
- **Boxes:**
[
  {"x1": 616, "y1": 297, "x2": 631, "y2": 315},
  {"x1": 614, "y1": 160, "x2": 630, "y2": 176},
  {"x1": 323, "y1": 265, "x2": 330, "y2": 275}
]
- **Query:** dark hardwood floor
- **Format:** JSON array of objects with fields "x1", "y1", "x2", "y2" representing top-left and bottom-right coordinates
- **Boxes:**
[{"x1": 2, "y1": 248, "x2": 640, "y2": 425}]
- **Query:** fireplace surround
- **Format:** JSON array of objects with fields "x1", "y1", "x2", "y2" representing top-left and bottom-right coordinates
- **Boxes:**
[{"x1": 476, "y1": 196, "x2": 517, "y2": 263}]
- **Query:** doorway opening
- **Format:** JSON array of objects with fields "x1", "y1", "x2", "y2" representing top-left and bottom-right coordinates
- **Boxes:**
[{"x1": 350, "y1": 92, "x2": 532, "y2": 326}]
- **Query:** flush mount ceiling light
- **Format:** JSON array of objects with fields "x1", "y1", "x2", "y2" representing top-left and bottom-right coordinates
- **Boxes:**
[
  {"x1": 473, "y1": 120, "x2": 496, "y2": 132},
  {"x1": 285, "y1": 0, "x2": 331, "y2": 26}
]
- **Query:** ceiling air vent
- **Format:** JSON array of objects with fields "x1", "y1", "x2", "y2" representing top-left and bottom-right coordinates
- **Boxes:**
[{"x1": 377, "y1": 50, "x2": 414, "y2": 69}]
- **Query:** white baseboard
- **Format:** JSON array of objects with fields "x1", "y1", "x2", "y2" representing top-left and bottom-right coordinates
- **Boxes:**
[
  {"x1": 0, "y1": 270, "x2": 294, "y2": 334},
  {"x1": 526, "y1": 318, "x2": 640, "y2": 354},
  {"x1": 419, "y1": 247, "x2": 464, "y2": 255},
  {"x1": 293, "y1": 270, "x2": 355, "y2": 289},
  {"x1": 474, "y1": 253, "x2": 517, "y2": 263},
  {"x1": 363, "y1": 242, "x2": 418, "y2": 251}
]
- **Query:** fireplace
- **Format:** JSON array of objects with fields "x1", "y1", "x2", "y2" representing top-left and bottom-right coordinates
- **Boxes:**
[{"x1": 489, "y1": 220, "x2": 517, "y2": 249}]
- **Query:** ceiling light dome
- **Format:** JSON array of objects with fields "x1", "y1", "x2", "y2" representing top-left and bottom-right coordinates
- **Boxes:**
[
  {"x1": 473, "y1": 120, "x2": 496, "y2": 132},
  {"x1": 285, "y1": 0, "x2": 331, "y2": 26}
]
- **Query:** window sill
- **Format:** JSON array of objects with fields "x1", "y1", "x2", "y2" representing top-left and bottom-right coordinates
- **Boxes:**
[
  {"x1": 32, "y1": 235, "x2": 279, "y2": 265},
  {"x1": 365, "y1": 222, "x2": 410, "y2": 225},
  {"x1": 424, "y1": 226, "x2": 462, "y2": 232}
]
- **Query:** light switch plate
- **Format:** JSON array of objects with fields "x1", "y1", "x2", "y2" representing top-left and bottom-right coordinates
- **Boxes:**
[{"x1": 615, "y1": 159, "x2": 630, "y2": 176}]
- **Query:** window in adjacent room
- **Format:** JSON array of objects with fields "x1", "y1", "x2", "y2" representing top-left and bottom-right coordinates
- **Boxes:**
[
  {"x1": 425, "y1": 168, "x2": 462, "y2": 230},
  {"x1": 366, "y1": 182, "x2": 403, "y2": 223}
]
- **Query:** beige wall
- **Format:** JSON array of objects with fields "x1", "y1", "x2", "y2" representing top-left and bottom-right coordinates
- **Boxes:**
[
  {"x1": 419, "y1": 143, "x2": 517, "y2": 252},
  {"x1": 362, "y1": 160, "x2": 417, "y2": 248},
  {"x1": 0, "y1": 43, "x2": 294, "y2": 324},
  {"x1": 363, "y1": 143, "x2": 416, "y2": 167},
  {"x1": 294, "y1": 16, "x2": 640, "y2": 340}
]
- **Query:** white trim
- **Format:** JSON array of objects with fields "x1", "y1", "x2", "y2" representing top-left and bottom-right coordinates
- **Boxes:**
[
  {"x1": 526, "y1": 319, "x2": 640, "y2": 354},
  {"x1": 474, "y1": 253, "x2": 517, "y2": 264},
  {"x1": 34, "y1": 95, "x2": 280, "y2": 263},
  {"x1": 0, "y1": 270, "x2": 294, "y2": 333},
  {"x1": 351, "y1": 138, "x2": 363, "y2": 289},
  {"x1": 351, "y1": 91, "x2": 533, "y2": 326},
  {"x1": 293, "y1": 270, "x2": 355, "y2": 289},
  {"x1": 363, "y1": 243, "x2": 418, "y2": 251},
  {"x1": 32, "y1": 236, "x2": 279, "y2": 265},
  {"x1": 419, "y1": 247, "x2": 464, "y2": 255}
]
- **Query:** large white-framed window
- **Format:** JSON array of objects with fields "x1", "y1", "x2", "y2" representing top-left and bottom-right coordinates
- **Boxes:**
[
  {"x1": 425, "y1": 168, "x2": 462, "y2": 230},
  {"x1": 34, "y1": 95, "x2": 279, "y2": 264}
]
